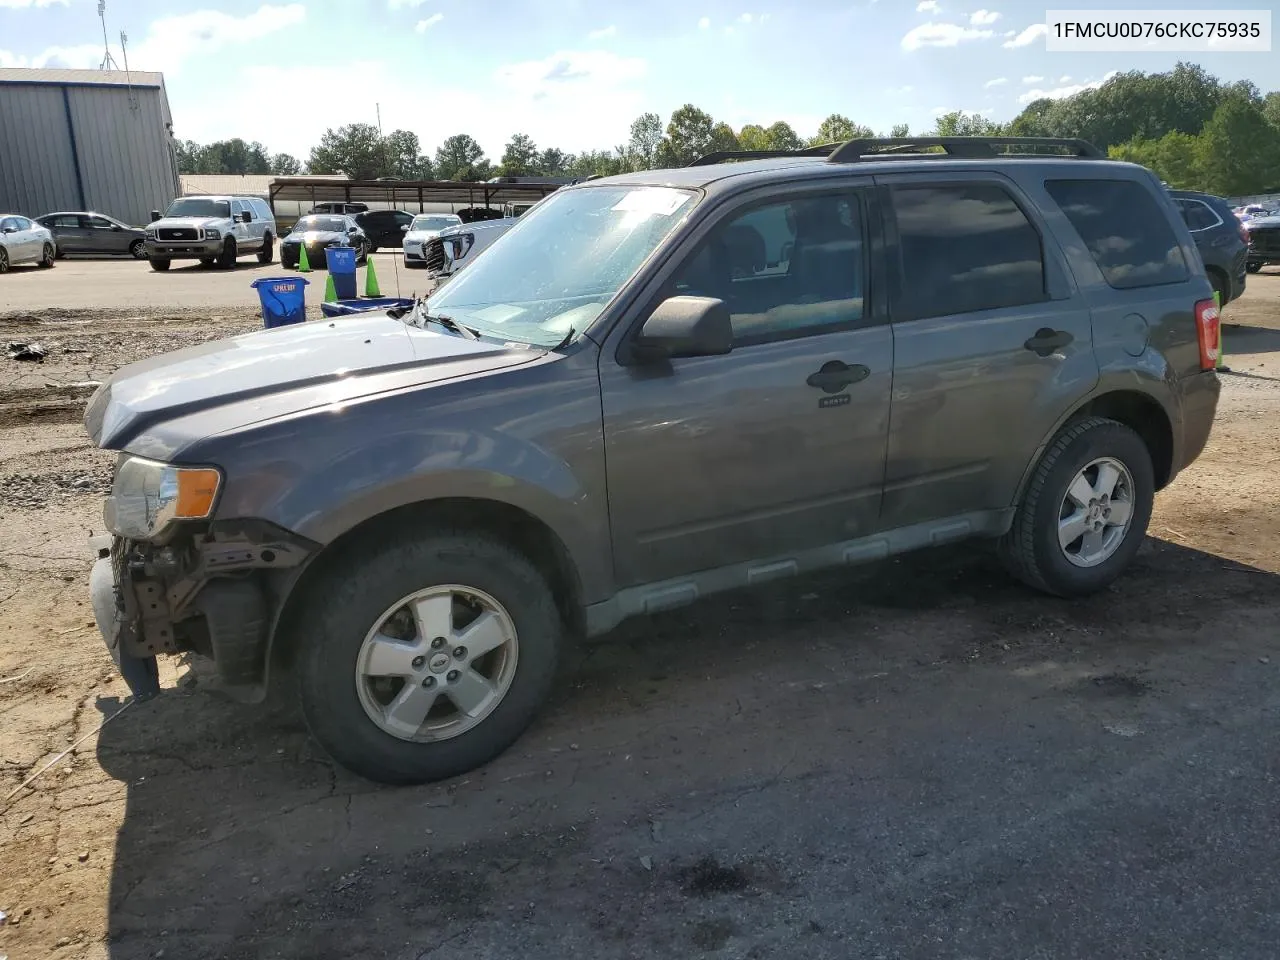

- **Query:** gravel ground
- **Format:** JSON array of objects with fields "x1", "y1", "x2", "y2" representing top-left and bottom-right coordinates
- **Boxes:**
[{"x1": 1, "y1": 273, "x2": 1279, "y2": 960}]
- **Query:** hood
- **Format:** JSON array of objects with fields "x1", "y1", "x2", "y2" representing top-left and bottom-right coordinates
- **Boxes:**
[
  {"x1": 1244, "y1": 214, "x2": 1280, "y2": 229},
  {"x1": 85, "y1": 312, "x2": 540, "y2": 451},
  {"x1": 404, "y1": 228, "x2": 446, "y2": 242},
  {"x1": 438, "y1": 218, "x2": 517, "y2": 239},
  {"x1": 151, "y1": 216, "x2": 228, "y2": 230},
  {"x1": 284, "y1": 229, "x2": 348, "y2": 244}
]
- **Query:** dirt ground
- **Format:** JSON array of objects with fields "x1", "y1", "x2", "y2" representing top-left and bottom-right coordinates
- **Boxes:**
[{"x1": 2, "y1": 274, "x2": 1280, "y2": 960}]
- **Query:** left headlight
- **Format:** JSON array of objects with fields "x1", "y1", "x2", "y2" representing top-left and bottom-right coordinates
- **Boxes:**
[{"x1": 104, "y1": 455, "x2": 222, "y2": 541}]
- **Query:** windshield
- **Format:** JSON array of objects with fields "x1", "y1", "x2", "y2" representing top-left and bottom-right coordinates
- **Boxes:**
[
  {"x1": 411, "y1": 216, "x2": 458, "y2": 231},
  {"x1": 426, "y1": 185, "x2": 696, "y2": 348},
  {"x1": 292, "y1": 216, "x2": 348, "y2": 233},
  {"x1": 165, "y1": 198, "x2": 231, "y2": 219}
]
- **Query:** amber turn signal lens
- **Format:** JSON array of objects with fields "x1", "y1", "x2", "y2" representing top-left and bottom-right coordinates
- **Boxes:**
[{"x1": 174, "y1": 468, "x2": 221, "y2": 518}]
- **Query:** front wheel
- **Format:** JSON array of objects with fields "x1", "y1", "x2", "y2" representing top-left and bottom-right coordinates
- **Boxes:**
[
  {"x1": 357, "y1": 241, "x2": 369, "y2": 265},
  {"x1": 149, "y1": 257, "x2": 170, "y2": 271},
  {"x1": 295, "y1": 530, "x2": 562, "y2": 785},
  {"x1": 38, "y1": 243, "x2": 55, "y2": 268},
  {"x1": 129, "y1": 239, "x2": 147, "y2": 259},
  {"x1": 257, "y1": 233, "x2": 274, "y2": 264},
  {"x1": 998, "y1": 417, "x2": 1154, "y2": 598},
  {"x1": 216, "y1": 237, "x2": 237, "y2": 269}
]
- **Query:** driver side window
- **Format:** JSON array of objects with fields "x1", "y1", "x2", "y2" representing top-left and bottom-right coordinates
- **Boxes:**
[{"x1": 669, "y1": 192, "x2": 867, "y2": 346}]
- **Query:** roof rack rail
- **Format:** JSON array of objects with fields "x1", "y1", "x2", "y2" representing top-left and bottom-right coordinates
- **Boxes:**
[
  {"x1": 687, "y1": 143, "x2": 839, "y2": 167},
  {"x1": 826, "y1": 136, "x2": 1104, "y2": 163}
]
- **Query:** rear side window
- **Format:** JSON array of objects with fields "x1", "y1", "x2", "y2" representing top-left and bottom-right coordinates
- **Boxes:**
[
  {"x1": 1045, "y1": 179, "x2": 1189, "y2": 289},
  {"x1": 890, "y1": 182, "x2": 1047, "y2": 320},
  {"x1": 1175, "y1": 198, "x2": 1220, "y2": 232}
]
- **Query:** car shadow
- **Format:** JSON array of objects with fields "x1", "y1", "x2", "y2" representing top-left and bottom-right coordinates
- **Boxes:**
[
  {"x1": 1220, "y1": 323, "x2": 1280, "y2": 357},
  {"x1": 93, "y1": 536, "x2": 1280, "y2": 957}
]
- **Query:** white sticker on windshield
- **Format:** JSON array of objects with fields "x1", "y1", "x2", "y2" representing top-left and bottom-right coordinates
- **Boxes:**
[
  {"x1": 611, "y1": 188, "x2": 691, "y2": 217},
  {"x1": 471, "y1": 303, "x2": 525, "y2": 325}
]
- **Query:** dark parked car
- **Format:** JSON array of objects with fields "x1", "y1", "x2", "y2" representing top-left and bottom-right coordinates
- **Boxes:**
[
  {"x1": 355, "y1": 209, "x2": 415, "y2": 252},
  {"x1": 83, "y1": 137, "x2": 1222, "y2": 786},
  {"x1": 279, "y1": 214, "x2": 369, "y2": 269},
  {"x1": 35, "y1": 211, "x2": 148, "y2": 259},
  {"x1": 1168, "y1": 189, "x2": 1248, "y2": 303},
  {"x1": 1243, "y1": 211, "x2": 1280, "y2": 274}
]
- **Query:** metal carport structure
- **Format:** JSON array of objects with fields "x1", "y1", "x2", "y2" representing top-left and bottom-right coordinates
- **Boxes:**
[{"x1": 266, "y1": 177, "x2": 575, "y2": 218}]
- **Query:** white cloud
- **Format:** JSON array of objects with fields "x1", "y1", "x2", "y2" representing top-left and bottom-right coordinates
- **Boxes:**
[
  {"x1": 0, "y1": 44, "x2": 100, "y2": 68},
  {"x1": 1002, "y1": 23, "x2": 1047, "y2": 47},
  {"x1": 901, "y1": 22, "x2": 994, "y2": 50},
  {"x1": 1059, "y1": 74, "x2": 1071, "y2": 82},
  {"x1": 128, "y1": 5, "x2": 306, "y2": 75},
  {"x1": 415, "y1": 13, "x2": 443, "y2": 32},
  {"x1": 495, "y1": 50, "x2": 646, "y2": 97},
  {"x1": 0, "y1": 0, "x2": 67, "y2": 7},
  {"x1": 588, "y1": 24, "x2": 617, "y2": 39},
  {"x1": 969, "y1": 9, "x2": 1000, "y2": 25},
  {"x1": 739, "y1": 12, "x2": 753, "y2": 23},
  {"x1": 984, "y1": 76, "x2": 1008, "y2": 87},
  {"x1": 698, "y1": 16, "x2": 710, "y2": 28},
  {"x1": 1017, "y1": 70, "x2": 1119, "y2": 104},
  {"x1": 917, "y1": 0, "x2": 941, "y2": 11},
  {"x1": 387, "y1": 0, "x2": 428, "y2": 8},
  {"x1": 885, "y1": 84, "x2": 915, "y2": 94},
  {"x1": 1022, "y1": 75, "x2": 1044, "y2": 83}
]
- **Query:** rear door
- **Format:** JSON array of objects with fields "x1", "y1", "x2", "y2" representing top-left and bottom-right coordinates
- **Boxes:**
[
  {"x1": 600, "y1": 181, "x2": 895, "y2": 586},
  {"x1": 876, "y1": 171, "x2": 1098, "y2": 530},
  {"x1": 46, "y1": 215, "x2": 86, "y2": 252}
]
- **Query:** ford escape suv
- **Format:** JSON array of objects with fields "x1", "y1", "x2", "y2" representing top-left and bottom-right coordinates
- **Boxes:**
[{"x1": 84, "y1": 137, "x2": 1221, "y2": 785}]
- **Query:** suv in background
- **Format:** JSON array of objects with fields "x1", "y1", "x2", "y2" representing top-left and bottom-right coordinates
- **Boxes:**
[
  {"x1": 145, "y1": 196, "x2": 276, "y2": 271},
  {"x1": 1169, "y1": 189, "x2": 1248, "y2": 303},
  {"x1": 84, "y1": 137, "x2": 1221, "y2": 786},
  {"x1": 355, "y1": 209, "x2": 415, "y2": 252}
]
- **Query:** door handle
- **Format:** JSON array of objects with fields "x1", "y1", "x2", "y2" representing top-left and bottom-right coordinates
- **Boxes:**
[
  {"x1": 1023, "y1": 327, "x2": 1074, "y2": 357},
  {"x1": 806, "y1": 360, "x2": 870, "y2": 394}
]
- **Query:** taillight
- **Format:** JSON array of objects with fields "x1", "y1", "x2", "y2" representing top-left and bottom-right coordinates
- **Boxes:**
[
  {"x1": 1238, "y1": 220, "x2": 1249, "y2": 245},
  {"x1": 1195, "y1": 298, "x2": 1220, "y2": 371}
]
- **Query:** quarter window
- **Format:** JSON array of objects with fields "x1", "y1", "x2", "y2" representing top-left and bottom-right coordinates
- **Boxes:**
[
  {"x1": 890, "y1": 182, "x2": 1047, "y2": 321},
  {"x1": 669, "y1": 193, "x2": 867, "y2": 345},
  {"x1": 1175, "y1": 198, "x2": 1220, "y2": 232},
  {"x1": 1045, "y1": 179, "x2": 1189, "y2": 289}
]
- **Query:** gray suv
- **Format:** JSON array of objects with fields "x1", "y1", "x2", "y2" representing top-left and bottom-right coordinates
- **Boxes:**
[
  {"x1": 84, "y1": 137, "x2": 1222, "y2": 785},
  {"x1": 145, "y1": 195, "x2": 276, "y2": 271}
]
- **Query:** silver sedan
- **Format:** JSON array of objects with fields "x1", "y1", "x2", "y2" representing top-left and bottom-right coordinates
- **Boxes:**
[
  {"x1": 0, "y1": 214, "x2": 56, "y2": 272},
  {"x1": 35, "y1": 211, "x2": 148, "y2": 259}
]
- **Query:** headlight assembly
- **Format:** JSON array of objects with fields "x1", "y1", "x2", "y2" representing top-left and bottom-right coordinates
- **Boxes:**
[
  {"x1": 204, "y1": 228, "x2": 222, "y2": 240},
  {"x1": 104, "y1": 455, "x2": 222, "y2": 541}
]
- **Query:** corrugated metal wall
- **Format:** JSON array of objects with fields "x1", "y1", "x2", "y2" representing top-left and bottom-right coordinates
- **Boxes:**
[{"x1": 0, "y1": 80, "x2": 180, "y2": 226}]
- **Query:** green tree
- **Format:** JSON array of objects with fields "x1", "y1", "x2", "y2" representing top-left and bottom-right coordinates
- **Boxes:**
[
  {"x1": 809, "y1": 113, "x2": 874, "y2": 146},
  {"x1": 308, "y1": 123, "x2": 387, "y2": 179},
  {"x1": 270, "y1": 153, "x2": 303, "y2": 176},
  {"x1": 434, "y1": 133, "x2": 488, "y2": 180},
  {"x1": 566, "y1": 149, "x2": 624, "y2": 178},
  {"x1": 656, "y1": 104, "x2": 720, "y2": 166},
  {"x1": 539, "y1": 147, "x2": 571, "y2": 176},
  {"x1": 932, "y1": 111, "x2": 1005, "y2": 137},
  {"x1": 1197, "y1": 95, "x2": 1280, "y2": 195},
  {"x1": 384, "y1": 129, "x2": 430, "y2": 179},
  {"x1": 627, "y1": 112, "x2": 663, "y2": 169},
  {"x1": 499, "y1": 133, "x2": 540, "y2": 176},
  {"x1": 1109, "y1": 131, "x2": 1201, "y2": 188},
  {"x1": 1263, "y1": 91, "x2": 1280, "y2": 130},
  {"x1": 764, "y1": 121, "x2": 802, "y2": 151},
  {"x1": 889, "y1": 123, "x2": 910, "y2": 138},
  {"x1": 737, "y1": 124, "x2": 771, "y2": 151}
]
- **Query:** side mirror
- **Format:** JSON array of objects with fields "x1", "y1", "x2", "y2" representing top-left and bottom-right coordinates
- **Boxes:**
[
  {"x1": 112, "y1": 225, "x2": 122, "y2": 231},
  {"x1": 348, "y1": 226, "x2": 359, "y2": 234},
  {"x1": 1, "y1": 226, "x2": 15, "y2": 234},
  {"x1": 239, "y1": 211, "x2": 252, "y2": 223},
  {"x1": 633, "y1": 296, "x2": 733, "y2": 361},
  {"x1": 400, "y1": 224, "x2": 409, "y2": 232},
  {"x1": 150, "y1": 210, "x2": 161, "y2": 222}
]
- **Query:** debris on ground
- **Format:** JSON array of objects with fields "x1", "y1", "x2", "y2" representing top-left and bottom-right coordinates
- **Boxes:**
[{"x1": 5, "y1": 341, "x2": 47, "y2": 362}]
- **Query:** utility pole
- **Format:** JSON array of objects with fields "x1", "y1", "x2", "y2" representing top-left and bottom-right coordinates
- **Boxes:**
[{"x1": 376, "y1": 103, "x2": 382, "y2": 136}]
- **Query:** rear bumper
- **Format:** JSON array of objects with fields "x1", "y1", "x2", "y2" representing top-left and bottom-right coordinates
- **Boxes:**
[{"x1": 1174, "y1": 370, "x2": 1220, "y2": 478}]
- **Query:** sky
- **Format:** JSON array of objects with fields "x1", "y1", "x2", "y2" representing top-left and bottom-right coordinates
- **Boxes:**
[{"x1": 2, "y1": 0, "x2": 1279, "y2": 163}]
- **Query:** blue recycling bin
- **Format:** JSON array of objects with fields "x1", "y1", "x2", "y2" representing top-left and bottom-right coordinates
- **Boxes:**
[
  {"x1": 251, "y1": 276, "x2": 310, "y2": 329},
  {"x1": 325, "y1": 245, "x2": 358, "y2": 301}
]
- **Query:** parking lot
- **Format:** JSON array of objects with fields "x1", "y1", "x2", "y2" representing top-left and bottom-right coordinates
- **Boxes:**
[{"x1": 2, "y1": 262, "x2": 1280, "y2": 959}]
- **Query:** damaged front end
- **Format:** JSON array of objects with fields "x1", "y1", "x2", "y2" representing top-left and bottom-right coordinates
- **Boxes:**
[{"x1": 88, "y1": 453, "x2": 317, "y2": 701}]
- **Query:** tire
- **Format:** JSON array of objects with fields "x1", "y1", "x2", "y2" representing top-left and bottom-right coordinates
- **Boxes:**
[
  {"x1": 38, "y1": 243, "x2": 55, "y2": 268},
  {"x1": 0, "y1": 247, "x2": 8, "y2": 273},
  {"x1": 257, "y1": 233, "x2": 274, "y2": 264},
  {"x1": 149, "y1": 257, "x2": 170, "y2": 272},
  {"x1": 357, "y1": 241, "x2": 369, "y2": 265},
  {"x1": 1246, "y1": 261, "x2": 1263, "y2": 274},
  {"x1": 295, "y1": 529, "x2": 562, "y2": 785},
  {"x1": 216, "y1": 238, "x2": 237, "y2": 269},
  {"x1": 998, "y1": 416, "x2": 1154, "y2": 598},
  {"x1": 129, "y1": 239, "x2": 147, "y2": 260}
]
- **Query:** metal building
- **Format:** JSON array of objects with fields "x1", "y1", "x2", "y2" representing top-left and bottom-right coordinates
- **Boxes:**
[{"x1": 0, "y1": 68, "x2": 180, "y2": 227}]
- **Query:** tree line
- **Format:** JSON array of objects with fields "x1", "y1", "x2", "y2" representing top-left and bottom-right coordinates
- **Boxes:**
[{"x1": 174, "y1": 62, "x2": 1280, "y2": 197}]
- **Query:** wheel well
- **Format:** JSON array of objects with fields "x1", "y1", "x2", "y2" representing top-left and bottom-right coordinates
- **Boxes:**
[
  {"x1": 1071, "y1": 391, "x2": 1174, "y2": 489},
  {"x1": 269, "y1": 497, "x2": 585, "y2": 672},
  {"x1": 1203, "y1": 263, "x2": 1227, "y2": 294}
]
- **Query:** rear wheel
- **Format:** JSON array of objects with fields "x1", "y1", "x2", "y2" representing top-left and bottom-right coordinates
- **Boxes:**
[
  {"x1": 129, "y1": 239, "x2": 147, "y2": 259},
  {"x1": 998, "y1": 417, "x2": 1154, "y2": 598},
  {"x1": 295, "y1": 529, "x2": 562, "y2": 785},
  {"x1": 38, "y1": 243, "x2": 55, "y2": 268},
  {"x1": 149, "y1": 257, "x2": 170, "y2": 271},
  {"x1": 216, "y1": 237, "x2": 237, "y2": 269},
  {"x1": 257, "y1": 233, "x2": 274, "y2": 264}
]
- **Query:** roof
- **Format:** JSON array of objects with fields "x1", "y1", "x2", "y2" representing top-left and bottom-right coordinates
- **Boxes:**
[
  {"x1": 267, "y1": 177, "x2": 569, "y2": 206},
  {"x1": 0, "y1": 67, "x2": 165, "y2": 88}
]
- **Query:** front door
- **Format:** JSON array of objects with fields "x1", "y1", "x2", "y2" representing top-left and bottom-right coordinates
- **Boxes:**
[
  {"x1": 875, "y1": 172, "x2": 1099, "y2": 530},
  {"x1": 600, "y1": 185, "x2": 893, "y2": 587},
  {"x1": 83, "y1": 215, "x2": 128, "y2": 254}
]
